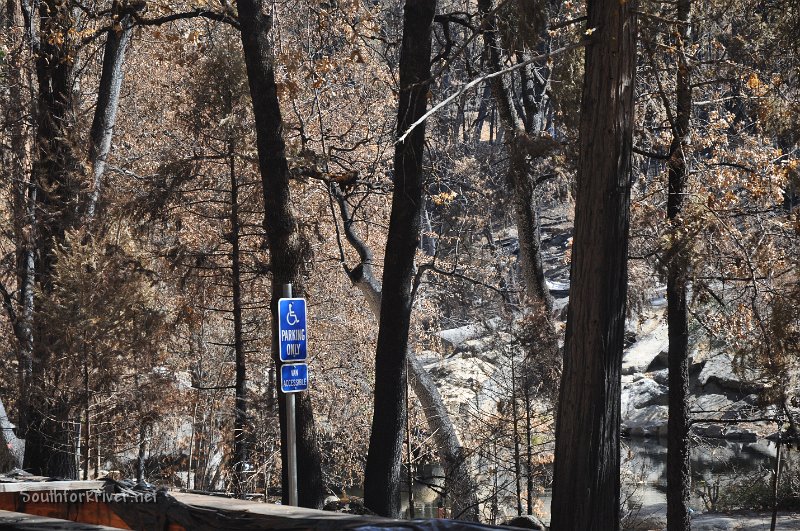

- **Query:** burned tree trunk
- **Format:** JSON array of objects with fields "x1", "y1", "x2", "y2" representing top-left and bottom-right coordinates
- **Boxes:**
[
  {"x1": 86, "y1": 3, "x2": 140, "y2": 219},
  {"x1": 666, "y1": 1, "x2": 692, "y2": 529},
  {"x1": 0, "y1": 0, "x2": 34, "y2": 468},
  {"x1": 23, "y1": 0, "x2": 84, "y2": 479},
  {"x1": 18, "y1": 0, "x2": 138, "y2": 477},
  {"x1": 550, "y1": 1, "x2": 636, "y2": 529},
  {"x1": 332, "y1": 187, "x2": 479, "y2": 521},
  {"x1": 363, "y1": 0, "x2": 436, "y2": 517},
  {"x1": 236, "y1": 0, "x2": 324, "y2": 508},
  {"x1": 229, "y1": 138, "x2": 249, "y2": 497}
]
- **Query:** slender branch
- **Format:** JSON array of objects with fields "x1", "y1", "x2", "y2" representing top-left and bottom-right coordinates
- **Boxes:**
[
  {"x1": 416, "y1": 262, "x2": 508, "y2": 297},
  {"x1": 690, "y1": 416, "x2": 780, "y2": 425},
  {"x1": 434, "y1": 13, "x2": 477, "y2": 31},
  {"x1": 703, "y1": 161, "x2": 758, "y2": 174},
  {"x1": 549, "y1": 15, "x2": 588, "y2": 31},
  {"x1": 396, "y1": 39, "x2": 589, "y2": 145},
  {"x1": 133, "y1": 9, "x2": 240, "y2": 29}
]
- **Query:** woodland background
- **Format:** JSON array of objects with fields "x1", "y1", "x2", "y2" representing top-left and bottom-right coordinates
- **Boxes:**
[{"x1": 0, "y1": 0, "x2": 798, "y2": 528}]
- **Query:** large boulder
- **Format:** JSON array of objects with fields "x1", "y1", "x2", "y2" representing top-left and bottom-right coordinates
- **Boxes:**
[
  {"x1": 423, "y1": 352, "x2": 499, "y2": 413},
  {"x1": 697, "y1": 353, "x2": 763, "y2": 393},
  {"x1": 690, "y1": 393, "x2": 734, "y2": 414},
  {"x1": 621, "y1": 321, "x2": 668, "y2": 376},
  {"x1": 438, "y1": 324, "x2": 489, "y2": 349},
  {"x1": 503, "y1": 515, "x2": 546, "y2": 530},
  {"x1": 545, "y1": 279, "x2": 570, "y2": 298},
  {"x1": 689, "y1": 394, "x2": 765, "y2": 441},
  {"x1": 622, "y1": 377, "x2": 668, "y2": 417},
  {"x1": 621, "y1": 405, "x2": 668, "y2": 438}
]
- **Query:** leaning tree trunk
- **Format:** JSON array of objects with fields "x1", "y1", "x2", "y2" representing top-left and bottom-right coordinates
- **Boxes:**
[
  {"x1": 86, "y1": 4, "x2": 140, "y2": 219},
  {"x1": 666, "y1": 1, "x2": 692, "y2": 529},
  {"x1": 332, "y1": 187, "x2": 480, "y2": 521},
  {"x1": 236, "y1": 0, "x2": 324, "y2": 508},
  {"x1": 550, "y1": 1, "x2": 636, "y2": 530},
  {"x1": 363, "y1": 0, "x2": 436, "y2": 517}
]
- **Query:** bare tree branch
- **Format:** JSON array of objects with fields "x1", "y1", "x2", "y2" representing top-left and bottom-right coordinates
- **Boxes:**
[
  {"x1": 134, "y1": 8, "x2": 240, "y2": 30},
  {"x1": 396, "y1": 39, "x2": 589, "y2": 145}
]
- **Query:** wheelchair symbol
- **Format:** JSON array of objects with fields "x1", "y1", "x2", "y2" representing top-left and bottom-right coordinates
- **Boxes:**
[{"x1": 285, "y1": 303, "x2": 300, "y2": 326}]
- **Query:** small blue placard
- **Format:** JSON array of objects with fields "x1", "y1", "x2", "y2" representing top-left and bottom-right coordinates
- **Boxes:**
[
  {"x1": 281, "y1": 363, "x2": 309, "y2": 393},
  {"x1": 278, "y1": 298, "x2": 307, "y2": 362}
]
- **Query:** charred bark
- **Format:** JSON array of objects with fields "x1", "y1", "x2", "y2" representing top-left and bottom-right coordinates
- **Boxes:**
[
  {"x1": 86, "y1": 2, "x2": 140, "y2": 219},
  {"x1": 23, "y1": 0, "x2": 83, "y2": 479},
  {"x1": 550, "y1": 1, "x2": 636, "y2": 529},
  {"x1": 666, "y1": 1, "x2": 692, "y2": 529},
  {"x1": 333, "y1": 185, "x2": 479, "y2": 521},
  {"x1": 363, "y1": 0, "x2": 436, "y2": 516},
  {"x1": 1, "y1": 0, "x2": 35, "y2": 463},
  {"x1": 236, "y1": 0, "x2": 324, "y2": 508},
  {"x1": 229, "y1": 139, "x2": 249, "y2": 497}
]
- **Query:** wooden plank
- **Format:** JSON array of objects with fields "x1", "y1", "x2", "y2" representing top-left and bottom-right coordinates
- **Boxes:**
[
  {"x1": 73, "y1": 502, "x2": 133, "y2": 530},
  {"x1": 0, "y1": 493, "x2": 16, "y2": 512},
  {"x1": 111, "y1": 493, "x2": 525, "y2": 531},
  {"x1": 0, "y1": 490, "x2": 133, "y2": 529},
  {"x1": 107, "y1": 492, "x2": 390, "y2": 531},
  {"x1": 173, "y1": 493, "x2": 387, "y2": 521},
  {"x1": 0, "y1": 509, "x2": 125, "y2": 530},
  {"x1": 0, "y1": 482, "x2": 105, "y2": 494}
]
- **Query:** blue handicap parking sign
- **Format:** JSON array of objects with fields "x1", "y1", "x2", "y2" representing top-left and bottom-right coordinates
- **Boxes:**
[
  {"x1": 281, "y1": 363, "x2": 309, "y2": 393},
  {"x1": 278, "y1": 298, "x2": 307, "y2": 362}
]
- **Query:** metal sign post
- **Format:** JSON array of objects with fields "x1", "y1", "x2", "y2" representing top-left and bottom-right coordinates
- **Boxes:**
[{"x1": 279, "y1": 283, "x2": 309, "y2": 507}]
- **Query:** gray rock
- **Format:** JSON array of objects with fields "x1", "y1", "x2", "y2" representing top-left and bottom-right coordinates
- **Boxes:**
[
  {"x1": 743, "y1": 441, "x2": 778, "y2": 459},
  {"x1": 689, "y1": 394, "x2": 761, "y2": 441},
  {"x1": 503, "y1": 515, "x2": 546, "y2": 530},
  {"x1": 622, "y1": 323, "x2": 668, "y2": 376},
  {"x1": 622, "y1": 405, "x2": 668, "y2": 438},
  {"x1": 438, "y1": 324, "x2": 488, "y2": 349},
  {"x1": 691, "y1": 394, "x2": 734, "y2": 415},
  {"x1": 622, "y1": 377, "x2": 668, "y2": 417},
  {"x1": 646, "y1": 350, "x2": 669, "y2": 372},
  {"x1": 697, "y1": 353, "x2": 763, "y2": 393},
  {"x1": 723, "y1": 427, "x2": 758, "y2": 442},
  {"x1": 650, "y1": 369, "x2": 669, "y2": 385},
  {"x1": 692, "y1": 423, "x2": 726, "y2": 439},
  {"x1": 323, "y1": 495, "x2": 340, "y2": 506},
  {"x1": 546, "y1": 279, "x2": 570, "y2": 297},
  {"x1": 693, "y1": 444, "x2": 737, "y2": 468}
]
